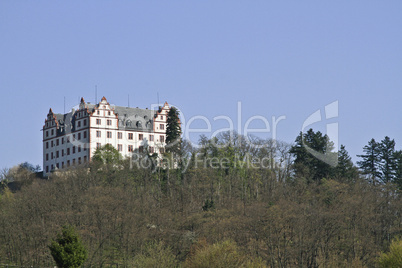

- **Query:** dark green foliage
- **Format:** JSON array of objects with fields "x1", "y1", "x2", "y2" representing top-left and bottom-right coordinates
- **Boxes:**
[
  {"x1": 290, "y1": 129, "x2": 336, "y2": 181},
  {"x1": 49, "y1": 225, "x2": 87, "y2": 268},
  {"x1": 357, "y1": 138, "x2": 381, "y2": 184},
  {"x1": 19, "y1": 162, "x2": 41, "y2": 172},
  {"x1": 202, "y1": 199, "x2": 215, "y2": 211},
  {"x1": 165, "y1": 106, "x2": 182, "y2": 155},
  {"x1": 394, "y1": 150, "x2": 402, "y2": 190},
  {"x1": 92, "y1": 144, "x2": 122, "y2": 165},
  {"x1": 336, "y1": 145, "x2": 358, "y2": 182},
  {"x1": 379, "y1": 136, "x2": 397, "y2": 184},
  {"x1": 358, "y1": 137, "x2": 400, "y2": 186}
]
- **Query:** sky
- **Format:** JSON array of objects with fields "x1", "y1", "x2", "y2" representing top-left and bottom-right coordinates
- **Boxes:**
[{"x1": 1, "y1": 1, "x2": 402, "y2": 170}]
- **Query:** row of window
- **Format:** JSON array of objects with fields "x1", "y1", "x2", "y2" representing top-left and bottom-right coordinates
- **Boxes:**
[
  {"x1": 95, "y1": 132, "x2": 164, "y2": 142},
  {"x1": 96, "y1": 110, "x2": 112, "y2": 116},
  {"x1": 45, "y1": 131, "x2": 88, "y2": 149},
  {"x1": 95, "y1": 118, "x2": 114, "y2": 125},
  {"x1": 46, "y1": 145, "x2": 87, "y2": 160},
  {"x1": 45, "y1": 156, "x2": 87, "y2": 173},
  {"x1": 45, "y1": 119, "x2": 88, "y2": 137},
  {"x1": 96, "y1": 143, "x2": 164, "y2": 154},
  {"x1": 76, "y1": 119, "x2": 87, "y2": 128}
]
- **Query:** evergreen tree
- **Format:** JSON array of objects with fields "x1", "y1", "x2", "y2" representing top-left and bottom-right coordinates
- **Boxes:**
[
  {"x1": 336, "y1": 145, "x2": 358, "y2": 182},
  {"x1": 393, "y1": 150, "x2": 402, "y2": 190},
  {"x1": 379, "y1": 136, "x2": 397, "y2": 184},
  {"x1": 48, "y1": 225, "x2": 87, "y2": 268},
  {"x1": 165, "y1": 106, "x2": 182, "y2": 156},
  {"x1": 290, "y1": 129, "x2": 336, "y2": 181},
  {"x1": 357, "y1": 138, "x2": 381, "y2": 185}
]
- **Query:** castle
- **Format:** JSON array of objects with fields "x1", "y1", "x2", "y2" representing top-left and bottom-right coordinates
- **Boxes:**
[{"x1": 42, "y1": 96, "x2": 169, "y2": 176}]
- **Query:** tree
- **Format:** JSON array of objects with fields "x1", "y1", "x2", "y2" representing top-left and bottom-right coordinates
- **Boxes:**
[
  {"x1": 335, "y1": 145, "x2": 358, "y2": 182},
  {"x1": 49, "y1": 225, "x2": 87, "y2": 268},
  {"x1": 378, "y1": 237, "x2": 402, "y2": 268},
  {"x1": 379, "y1": 136, "x2": 397, "y2": 184},
  {"x1": 393, "y1": 150, "x2": 402, "y2": 190},
  {"x1": 131, "y1": 241, "x2": 178, "y2": 268},
  {"x1": 290, "y1": 129, "x2": 336, "y2": 181},
  {"x1": 92, "y1": 144, "x2": 122, "y2": 165},
  {"x1": 165, "y1": 106, "x2": 182, "y2": 156},
  {"x1": 357, "y1": 138, "x2": 381, "y2": 185},
  {"x1": 184, "y1": 239, "x2": 267, "y2": 268}
]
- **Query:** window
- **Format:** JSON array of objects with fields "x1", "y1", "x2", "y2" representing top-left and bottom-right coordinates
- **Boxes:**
[
  {"x1": 108, "y1": 111, "x2": 111, "y2": 116},
  {"x1": 56, "y1": 139, "x2": 59, "y2": 146},
  {"x1": 139, "y1": 134, "x2": 143, "y2": 140},
  {"x1": 84, "y1": 119, "x2": 87, "y2": 126},
  {"x1": 107, "y1": 131, "x2": 112, "y2": 138},
  {"x1": 97, "y1": 110, "x2": 100, "y2": 115},
  {"x1": 62, "y1": 162, "x2": 65, "y2": 168},
  {"x1": 161, "y1": 116, "x2": 163, "y2": 120},
  {"x1": 160, "y1": 135, "x2": 165, "y2": 142},
  {"x1": 97, "y1": 143, "x2": 101, "y2": 148},
  {"x1": 84, "y1": 156, "x2": 87, "y2": 162},
  {"x1": 46, "y1": 131, "x2": 49, "y2": 137},
  {"x1": 96, "y1": 119, "x2": 101, "y2": 125},
  {"x1": 56, "y1": 163, "x2": 59, "y2": 169},
  {"x1": 78, "y1": 157, "x2": 81, "y2": 164},
  {"x1": 62, "y1": 138, "x2": 64, "y2": 145},
  {"x1": 51, "y1": 164, "x2": 54, "y2": 170},
  {"x1": 67, "y1": 148, "x2": 70, "y2": 155},
  {"x1": 73, "y1": 134, "x2": 76, "y2": 141},
  {"x1": 160, "y1": 148, "x2": 165, "y2": 154},
  {"x1": 46, "y1": 142, "x2": 49, "y2": 149},
  {"x1": 128, "y1": 133, "x2": 133, "y2": 140},
  {"x1": 107, "y1": 119, "x2": 112, "y2": 126},
  {"x1": 56, "y1": 151, "x2": 59, "y2": 158},
  {"x1": 46, "y1": 166, "x2": 49, "y2": 173},
  {"x1": 67, "y1": 160, "x2": 70, "y2": 167},
  {"x1": 73, "y1": 159, "x2": 76, "y2": 165},
  {"x1": 160, "y1": 124, "x2": 164, "y2": 130},
  {"x1": 78, "y1": 121, "x2": 81, "y2": 128},
  {"x1": 84, "y1": 131, "x2": 87, "y2": 139},
  {"x1": 67, "y1": 137, "x2": 70, "y2": 143},
  {"x1": 150, "y1": 146, "x2": 154, "y2": 153},
  {"x1": 78, "y1": 145, "x2": 81, "y2": 153},
  {"x1": 73, "y1": 146, "x2": 76, "y2": 154},
  {"x1": 62, "y1": 149, "x2": 64, "y2": 157},
  {"x1": 46, "y1": 154, "x2": 49, "y2": 161},
  {"x1": 51, "y1": 141, "x2": 54, "y2": 147},
  {"x1": 128, "y1": 145, "x2": 133, "y2": 152},
  {"x1": 139, "y1": 146, "x2": 144, "y2": 153},
  {"x1": 78, "y1": 133, "x2": 81, "y2": 140},
  {"x1": 118, "y1": 144, "x2": 123, "y2": 151},
  {"x1": 118, "y1": 132, "x2": 122, "y2": 139},
  {"x1": 150, "y1": 135, "x2": 154, "y2": 141},
  {"x1": 51, "y1": 129, "x2": 54, "y2": 135},
  {"x1": 51, "y1": 152, "x2": 54, "y2": 159},
  {"x1": 96, "y1": 131, "x2": 101, "y2": 138}
]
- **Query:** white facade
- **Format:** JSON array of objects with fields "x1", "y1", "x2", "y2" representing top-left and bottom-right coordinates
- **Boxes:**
[{"x1": 43, "y1": 96, "x2": 170, "y2": 176}]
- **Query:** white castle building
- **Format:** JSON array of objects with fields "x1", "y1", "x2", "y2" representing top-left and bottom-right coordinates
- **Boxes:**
[{"x1": 43, "y1": 96, "x2": 170, "y2": 176}]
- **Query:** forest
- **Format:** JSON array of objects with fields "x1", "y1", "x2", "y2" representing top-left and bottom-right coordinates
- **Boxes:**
[{"x1": 0, "y1": 129, "x2": 402, "y2": 267}]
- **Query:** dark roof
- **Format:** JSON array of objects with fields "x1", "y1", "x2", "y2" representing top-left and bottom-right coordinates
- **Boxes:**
[
  {"x1": 54, "y1": 105, "x2": 157, "y2": 134},
  {"x1": 114, "y1": 106, "x2": 156, "y2": 132}
]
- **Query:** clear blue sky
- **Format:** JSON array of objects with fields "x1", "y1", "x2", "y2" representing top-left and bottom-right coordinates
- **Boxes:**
[{"x1": 1, "y1": 1, "x2": 402, "y2": 170}]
